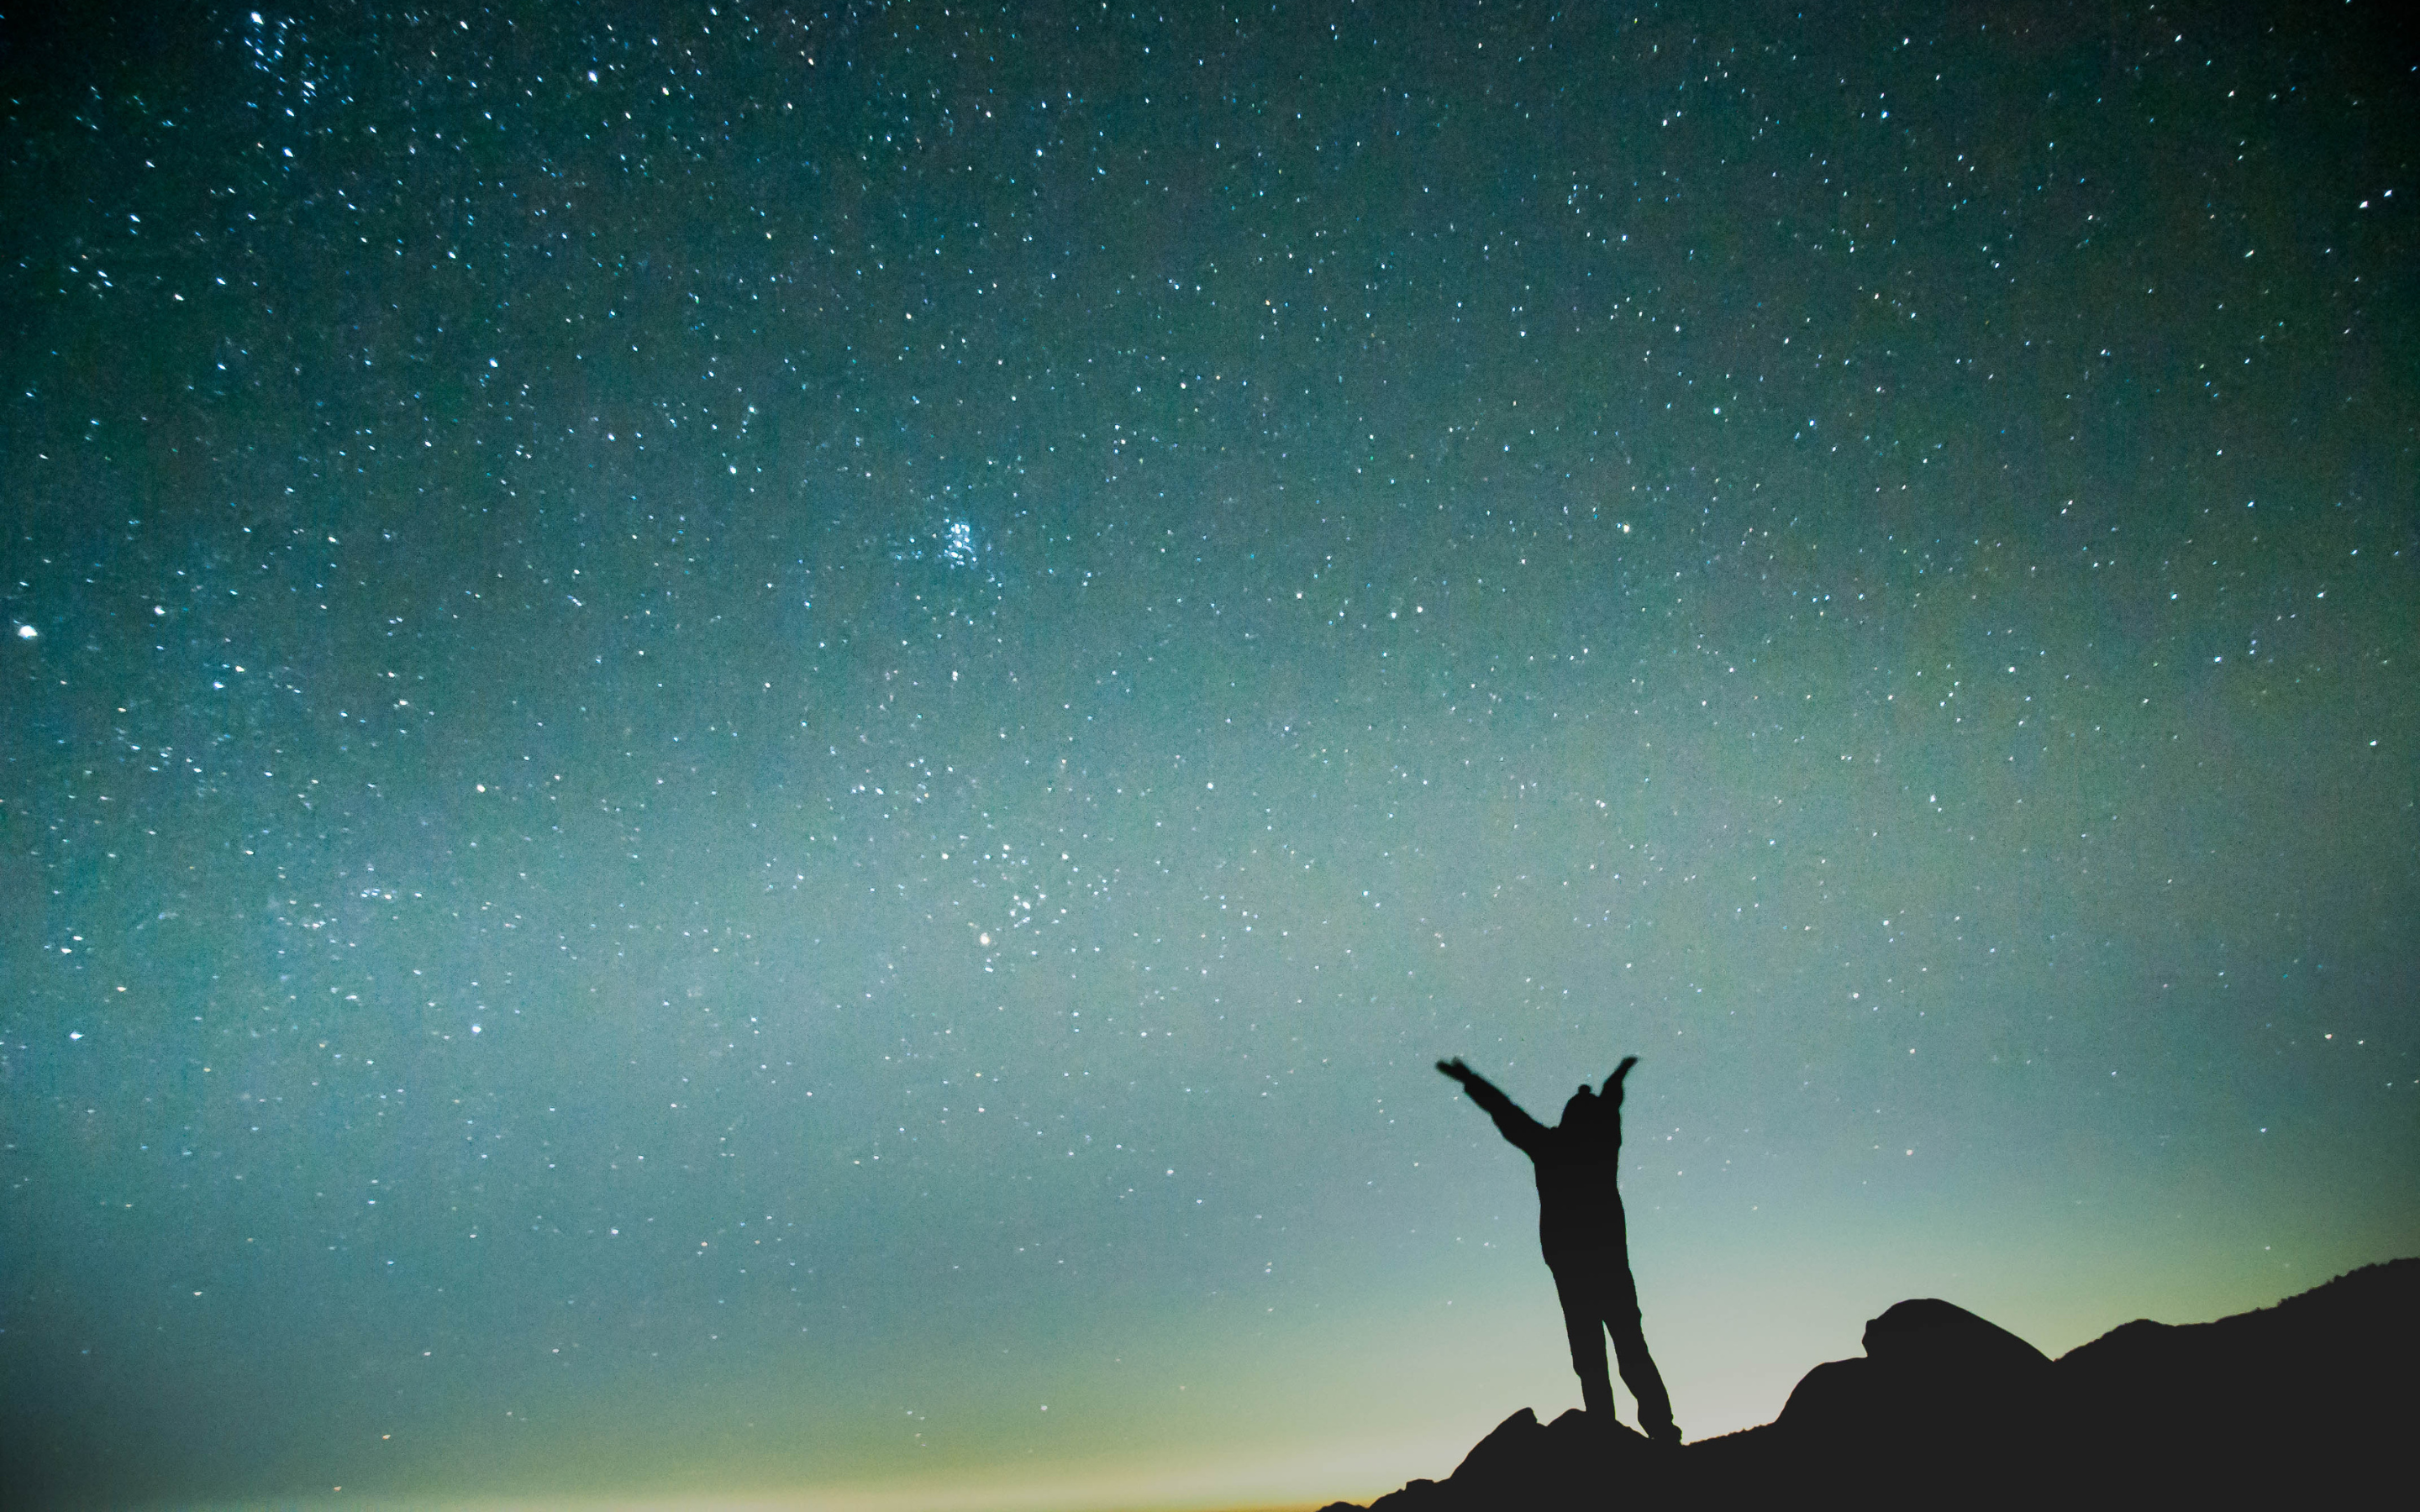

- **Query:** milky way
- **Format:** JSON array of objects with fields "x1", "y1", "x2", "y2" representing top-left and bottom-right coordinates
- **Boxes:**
[{"x1": 4, "y1": 5, "x2": 2414, "y2": 1508}]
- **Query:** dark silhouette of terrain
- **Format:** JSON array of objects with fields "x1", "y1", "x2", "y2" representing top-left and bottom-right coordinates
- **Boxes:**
[
  {"x1": 1437, "y1": 1056, "x2": 1678, "y2": 1445},
  {"x1": 1318, "y1": 1257, "x2": 2418, "y2": 1510}
]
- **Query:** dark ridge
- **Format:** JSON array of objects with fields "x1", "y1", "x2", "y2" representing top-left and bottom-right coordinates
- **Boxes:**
[{"x1": 1319, "y1": 1257, "x2": 2419, "y2": 1510}]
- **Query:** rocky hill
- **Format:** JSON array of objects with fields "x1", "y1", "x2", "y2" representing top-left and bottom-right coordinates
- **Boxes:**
[{"x1": 1320, "y1": 1257, "x2": 2417, "y2": 1509}]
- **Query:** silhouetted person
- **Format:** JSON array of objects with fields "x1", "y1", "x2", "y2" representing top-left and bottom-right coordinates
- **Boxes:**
[{"x1": 1438, "y1": 1054, "x2": 1680, "y2": 1445}]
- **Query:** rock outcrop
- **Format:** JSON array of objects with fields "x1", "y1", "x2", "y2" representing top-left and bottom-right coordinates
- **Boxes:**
[
  {"x1": 1323, "y1": 1257, "x2": 2417, "y2": 1509},
  {"x1": 1338, "y1": 1404, "x2": 1674, "y2": 1512}
]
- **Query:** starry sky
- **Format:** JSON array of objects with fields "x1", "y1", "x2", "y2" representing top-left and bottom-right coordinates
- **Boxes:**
[{"x1": 3, "y1": 3, "x2": 2415, "y2": 1509}]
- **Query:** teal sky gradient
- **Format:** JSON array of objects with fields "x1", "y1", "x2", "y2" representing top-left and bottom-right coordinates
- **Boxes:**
[{"x1": 5, "y1": 3, "x2": 2415, "y2": 1508}]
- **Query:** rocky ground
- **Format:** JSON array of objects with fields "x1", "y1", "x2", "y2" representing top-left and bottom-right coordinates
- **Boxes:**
[{"x1": 1319, "y1": 1257, "x2": 2417, "y2": 1509}]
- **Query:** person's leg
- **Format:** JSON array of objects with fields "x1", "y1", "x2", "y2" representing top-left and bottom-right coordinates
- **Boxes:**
[
  {"x1": 1550, "y1": 1266, "x2": 1617, "y2": 1419},
  {"x1": 1605, "y1": 1296, "x2": 1680, "y2": 1444}
]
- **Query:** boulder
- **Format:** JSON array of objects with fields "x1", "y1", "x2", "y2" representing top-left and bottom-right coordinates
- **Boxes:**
[
  {"x1": 1779, "y1": 1297, "x2": 2052, "y2": 1444},
  {"x1": 1364, "y1": 1405, "x2": 1665, "y2": 1510}
]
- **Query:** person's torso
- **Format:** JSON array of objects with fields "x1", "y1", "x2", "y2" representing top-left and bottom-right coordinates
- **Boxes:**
[{"x1": 1528, "y1": 1122, "x2": 1627, "y2": 1255}]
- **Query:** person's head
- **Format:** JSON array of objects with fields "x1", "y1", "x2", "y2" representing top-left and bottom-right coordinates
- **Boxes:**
[{"x1": 1560, "y1": 1084, "x2": 1600, "y2": 1129}]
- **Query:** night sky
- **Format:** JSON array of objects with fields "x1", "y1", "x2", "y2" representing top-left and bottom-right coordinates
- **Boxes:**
[{"x1": 4, "y1": 3, "x2": 2415, "y2": 1509}]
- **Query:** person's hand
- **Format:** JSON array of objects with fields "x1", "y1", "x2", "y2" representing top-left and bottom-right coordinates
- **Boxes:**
[
  {"x1": 1436, "y1": 1057, "x2": 1474, "y2": 1083},
  {"x1": 1604, "y1": 1055, "x2": 1639, "y2": 1100}
]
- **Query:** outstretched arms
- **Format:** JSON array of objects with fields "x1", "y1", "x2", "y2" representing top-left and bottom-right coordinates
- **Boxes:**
[{"x1": 1436, "y1": 1057, "x2": 1549, "y2": 1153}]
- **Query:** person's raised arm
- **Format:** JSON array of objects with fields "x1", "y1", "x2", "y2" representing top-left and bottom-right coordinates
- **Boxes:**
[
  {"x1": 1580, "y1": 1055, "x2": 1640, "y2": 1161},
  {"x1": 1436, "y1": 1057, "x2": 1549, "y2": 1153},
  {"x1": 1602, "y1": 1055, "x2": 1639, "y2": 1105}
]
